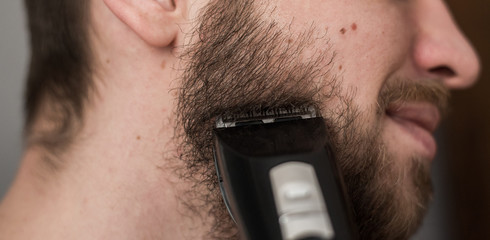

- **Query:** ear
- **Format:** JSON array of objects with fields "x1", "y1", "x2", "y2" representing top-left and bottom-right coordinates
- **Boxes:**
[{"x1": 103, "y1": 0, "x2": 181, "y2": 47}]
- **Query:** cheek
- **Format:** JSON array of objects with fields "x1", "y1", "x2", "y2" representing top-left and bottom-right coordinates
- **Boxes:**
[
  {"x1": 268, "y1": 0, "x2": 413, "y2": 122},
  {"x1": 333, "y1": 7, "x2": 412, "y2": 122}
]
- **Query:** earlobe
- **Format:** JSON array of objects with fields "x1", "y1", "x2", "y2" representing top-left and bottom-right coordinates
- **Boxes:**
[
  {"x1": 103, "y1": 0, "x2": 180, "y2": 47},
  {"x1": 156, "y1": 0, "x2": 176, "y2": 11}
]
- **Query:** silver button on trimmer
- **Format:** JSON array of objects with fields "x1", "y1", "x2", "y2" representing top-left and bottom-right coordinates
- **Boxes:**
[{"x1": 270, "y1": 162, "x2": 335, "y2": 240}]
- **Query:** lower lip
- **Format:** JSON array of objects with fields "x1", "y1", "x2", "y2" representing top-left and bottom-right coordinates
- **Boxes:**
[{"x1": 388, "y1": 115, "x2": 437, "y2": 160}]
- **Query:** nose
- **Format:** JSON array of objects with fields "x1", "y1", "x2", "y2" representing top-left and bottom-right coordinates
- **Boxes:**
[{"x1": 412, "y1": 0, "x2": 480, "y2": 89}]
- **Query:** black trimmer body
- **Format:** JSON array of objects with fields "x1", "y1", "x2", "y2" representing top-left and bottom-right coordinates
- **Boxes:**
[{"x1": 213, "y1": 117, "x2": 359, "y2": 240}]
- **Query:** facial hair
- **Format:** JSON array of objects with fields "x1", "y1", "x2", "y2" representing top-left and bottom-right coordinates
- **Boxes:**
[{"x1": 175, "y1": 0, "x2": 449, "y2": 239}]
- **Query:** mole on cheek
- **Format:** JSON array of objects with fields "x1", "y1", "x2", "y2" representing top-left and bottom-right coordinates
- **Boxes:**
[
  {"x1": 340, "y1": 28, "x2": 346, "y2": 34},
  {"x1": 351, "y1": 23, "x2": 357, "y2": 31}
]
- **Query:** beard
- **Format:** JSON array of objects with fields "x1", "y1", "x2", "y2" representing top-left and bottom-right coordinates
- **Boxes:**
[{"x1": 175, "y1": 0, "x2": 449, "y2": 239}]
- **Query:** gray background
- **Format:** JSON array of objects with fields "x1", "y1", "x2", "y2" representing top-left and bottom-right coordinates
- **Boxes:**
[
  {"x1": 0, "y1": 1, "x2": 27, "y2": 200},
  {"x1": 0, "y1": 1, "x2": 451, "y2": 239}
]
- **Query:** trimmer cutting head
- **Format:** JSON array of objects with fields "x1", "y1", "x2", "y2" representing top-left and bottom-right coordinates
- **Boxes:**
[
  {"x1": 213, "y1": 106, "x2": 358, "y2": 240},
  {"x1": 216, "y1": 105, "x2": 318, "y2": 128}
]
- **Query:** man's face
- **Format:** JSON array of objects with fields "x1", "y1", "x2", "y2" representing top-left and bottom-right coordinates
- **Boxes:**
[{"x1": 176, "y1": 0, "x2": 477, "y2": 239}]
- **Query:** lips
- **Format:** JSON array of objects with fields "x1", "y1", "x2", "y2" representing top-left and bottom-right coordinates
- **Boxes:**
[
  {"x1": 386, "y1": 102, "x2": 440, "y2": 133},
  {"x1": 386, "y1": 102, "x2": 441, "y2": 159}
]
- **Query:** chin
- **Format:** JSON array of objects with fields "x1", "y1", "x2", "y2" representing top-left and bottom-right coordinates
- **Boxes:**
[
  {"x1": 343, "y1": 120, "x2": 434, "y2": 239},
  {"x1": 373, "y1": 154, "x2": 434, "y2": 239}
]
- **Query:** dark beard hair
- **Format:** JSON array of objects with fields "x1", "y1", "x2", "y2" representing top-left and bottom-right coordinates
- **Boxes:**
[
  {"x1": 177, "y1": 1, "x2": 337, "y2": 238},
  {"x1": 175, "y1": 0, "x2": 448, "y2": 239}
]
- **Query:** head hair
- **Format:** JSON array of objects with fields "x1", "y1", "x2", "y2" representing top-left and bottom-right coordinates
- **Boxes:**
[{"x1": 23, "y1": 0, "x2": 92, "y2": 161}]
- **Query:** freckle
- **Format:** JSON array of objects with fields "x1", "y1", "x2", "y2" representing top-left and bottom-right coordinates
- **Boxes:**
[
  {"x1": 340, "y1": 28, "x2": 346, "y2": 34},
  {"x1": 161, "y1": 61, "x2": 166, "y2": 69},
  {"x1": 137, "y1": 136, "x2": 141, "y2": 140},
  {"x1": 351, "y1": 23, "x2": 357, "y2": 31},
  {"x1": 288, "y1": 38, "x2": 293, "y2": 44},
  {"x1": 106, "y1": 59, "x2": 111, "y2": 64},
  {"x1": 339, "y1": 65, "x2": 343, "y2": 70}
]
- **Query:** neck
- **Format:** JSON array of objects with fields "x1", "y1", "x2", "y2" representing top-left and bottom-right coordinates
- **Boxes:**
[
  {"x1": 0, "y1": 117, "x2": 206, "y2": 240},
  {"x1": 0, "y1": 149, "x2": 203, "y2": 239},
  {"x1": 0, "y1": 64, "x2": 210, "y2": 240}
]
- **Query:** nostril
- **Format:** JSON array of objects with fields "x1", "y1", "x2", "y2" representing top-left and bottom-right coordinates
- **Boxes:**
[{"x1": 429, "y1": 66, "x2": 456, "y2": 78}]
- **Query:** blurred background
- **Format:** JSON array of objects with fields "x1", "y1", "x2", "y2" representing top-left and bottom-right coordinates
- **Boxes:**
[
  {"x1": 445, "y1": 0, "x2": 490, "y2": 239},
  {"x1": 0, "y1": 1, "x2": 488, "y2": 239},
  {"x1": 0, "y1": 1, "x2": 27, "y2": 205}
]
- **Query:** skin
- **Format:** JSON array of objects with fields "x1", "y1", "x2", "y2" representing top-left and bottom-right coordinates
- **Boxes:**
[{"x1": 0, "y1": 0, "x2": 480, "y2": 239}]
